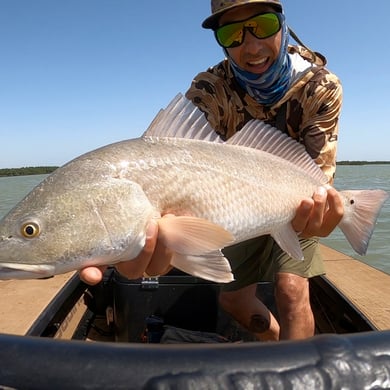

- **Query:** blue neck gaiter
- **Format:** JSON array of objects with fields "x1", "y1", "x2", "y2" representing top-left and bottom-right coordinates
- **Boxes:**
[{"x1": 227, "y1": 14, "x2": 292, "y2": 106}]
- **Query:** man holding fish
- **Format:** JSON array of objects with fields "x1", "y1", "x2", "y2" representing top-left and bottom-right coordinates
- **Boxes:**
[{"x1": 81, "y1": 0, "x2": 344, "y2": 341}]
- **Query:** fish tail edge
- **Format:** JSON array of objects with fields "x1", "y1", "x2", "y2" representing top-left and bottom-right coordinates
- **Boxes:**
[{"x1": 338, "y1": 189, "x2": 389, "y2": 255}]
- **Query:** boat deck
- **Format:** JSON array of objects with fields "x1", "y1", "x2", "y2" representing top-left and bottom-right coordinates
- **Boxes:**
[
  {"x1": 0, "y1": 244, "x2": 389, "y2": 336},
  {"x1": 0, "y1": 272, "x2": 77, "y2": 336},
  {"x1": 320, "y1": 245, "x2": 390, "y2": 331}
]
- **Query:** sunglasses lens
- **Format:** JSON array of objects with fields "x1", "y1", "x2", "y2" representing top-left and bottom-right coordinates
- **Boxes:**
[
  {"x1": 216, "y1": 23, "x2": 244, "y2": 48},
  {"x1": 216, "y1": 13, "x2": 281, "y2": 48},
  {"x1": 251, "y1": 13, "x2": 280, "y2": 38}
]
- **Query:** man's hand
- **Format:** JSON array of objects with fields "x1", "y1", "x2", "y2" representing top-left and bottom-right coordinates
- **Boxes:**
[
  {"x1": 79, "y1": 218, "x2": 172, "y2": 285},
  {"x1": 292, "y1": 186, "x2": 344, "y2": 238}
]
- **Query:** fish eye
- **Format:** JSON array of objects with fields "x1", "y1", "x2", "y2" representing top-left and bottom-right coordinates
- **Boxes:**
[{"x1": 21, "y1": 222, "x2": 40, "y2": 238}]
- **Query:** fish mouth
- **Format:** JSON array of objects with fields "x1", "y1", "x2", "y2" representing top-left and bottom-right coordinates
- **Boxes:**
[{"x1": 0, "y1": 262, "x2": 55, "y2": 280}]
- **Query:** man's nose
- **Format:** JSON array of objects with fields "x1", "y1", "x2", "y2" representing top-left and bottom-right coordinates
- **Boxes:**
[{"x1": 242, "y1": 29, "x2": 264, "y2": 53}]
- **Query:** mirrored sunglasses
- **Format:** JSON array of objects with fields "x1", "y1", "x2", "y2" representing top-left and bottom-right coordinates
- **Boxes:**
[{"x1": 215, "y1": 12, "x2": 282, "y2": 48}]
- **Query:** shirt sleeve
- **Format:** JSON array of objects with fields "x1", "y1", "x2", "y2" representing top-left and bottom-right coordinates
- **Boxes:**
[
  {"x1": 185, "y1": 62, "x2": 252, "y2": 139},
  {"x1": 293, "y1": 70, "x2": 343, "y2": 184}
]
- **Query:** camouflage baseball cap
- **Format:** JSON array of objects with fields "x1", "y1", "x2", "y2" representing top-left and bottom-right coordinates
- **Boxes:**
[{"x1": 202, "y1": 0, "x2": 283, "y2": 29}]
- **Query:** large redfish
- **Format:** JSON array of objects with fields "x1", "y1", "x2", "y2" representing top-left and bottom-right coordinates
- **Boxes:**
[{"x1": 0, "y1": 95, "x2": 387, "y2": 281}]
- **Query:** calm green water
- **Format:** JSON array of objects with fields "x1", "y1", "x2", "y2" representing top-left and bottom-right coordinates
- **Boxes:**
[
  {"x1": 0, "y1": 166, "x2": 389, "y2": 274},
  {"x1": 0, "y1": 174, "x2": 48, "y2": 218}
]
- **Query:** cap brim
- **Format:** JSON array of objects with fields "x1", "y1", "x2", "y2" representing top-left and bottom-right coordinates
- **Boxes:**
[
  {"x1": 202, "y1": 3, "x2": 282, "y2": 30},
  {"x1": 202, "y1": 6, "x2": 236, "y2": 29}
]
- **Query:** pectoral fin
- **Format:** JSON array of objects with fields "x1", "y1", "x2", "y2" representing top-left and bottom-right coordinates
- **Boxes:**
[
  {"x1": 157, "y1": 216, "x2": 234, "y2": 255},
  {"x1": 157, "y1": 216, "x2": 235, "y2": 282},
  {"x1": 171, "y1": 253, "x2": 234, "y2": 283}
]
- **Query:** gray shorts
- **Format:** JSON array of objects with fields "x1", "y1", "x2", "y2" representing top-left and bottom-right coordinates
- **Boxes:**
[{"x1": 221, "y1": 235, "x2": 324, "y2": 292}]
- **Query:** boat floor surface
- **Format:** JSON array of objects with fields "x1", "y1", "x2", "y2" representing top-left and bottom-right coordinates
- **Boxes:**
[{"x1": 0, "y1": 244, "x2": 389, "y2": 337}]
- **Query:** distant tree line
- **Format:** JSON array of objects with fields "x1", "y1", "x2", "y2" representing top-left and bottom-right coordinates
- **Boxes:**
[
  {"x1": 337, "y1": 161, "x2": 390, "y2": 166},
  {"x1": 0, "y1": 166, "x2": 58, "y2": 177}
]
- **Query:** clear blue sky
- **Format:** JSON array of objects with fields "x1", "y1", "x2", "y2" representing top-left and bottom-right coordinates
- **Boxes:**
[{"x1": 1, "y1": 0, "x2": 389, "y2": 168}]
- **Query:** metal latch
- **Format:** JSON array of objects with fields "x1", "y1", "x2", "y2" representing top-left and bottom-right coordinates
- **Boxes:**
[{"x1": 141, "y1": 276, "x2": 159, "y2": 290}]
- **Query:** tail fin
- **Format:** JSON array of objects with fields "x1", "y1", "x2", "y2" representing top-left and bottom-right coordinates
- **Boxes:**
[{"x1": 338, "y1": 190, "x2": 389, "y2": 255}]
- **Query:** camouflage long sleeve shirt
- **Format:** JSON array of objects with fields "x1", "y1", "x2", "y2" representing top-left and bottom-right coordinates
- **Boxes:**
[{"x1": 185, "y1": 46, "x2": 342, "y2": 183}]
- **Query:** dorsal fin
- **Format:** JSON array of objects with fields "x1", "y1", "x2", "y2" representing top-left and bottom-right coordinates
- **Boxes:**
[
  {"x1": 226, "y1": 120, "x2": 328, "y2": 184},
  {"x1": 143, "y1": 93, "x2": 223, "y2": 143},
  {"x1": 144, "y1": 94, "x2": 327, "y2": 184}
]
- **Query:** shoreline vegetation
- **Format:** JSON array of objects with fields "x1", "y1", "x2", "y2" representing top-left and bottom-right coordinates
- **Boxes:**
[
  {"x1": 0, "y1": 161, "x2": 390, "y2": 177},
  {"x1": 0, "y1": 166, "x2": 58, "y2": 177},
  {"x1": 337, "y1": 161, "x2": 390, "y2": 165}
]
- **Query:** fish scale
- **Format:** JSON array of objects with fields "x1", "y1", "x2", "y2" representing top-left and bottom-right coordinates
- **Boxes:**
[{"x1": 130, "y1": 138, "x2": 311, "y2": 241}]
